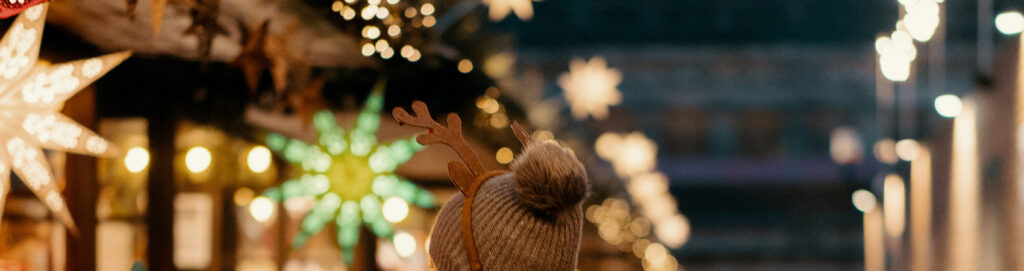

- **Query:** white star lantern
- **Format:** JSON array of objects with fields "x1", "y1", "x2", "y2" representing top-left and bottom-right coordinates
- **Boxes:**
[
  {"x1": 482, "y1": 0, "x2": 533, "y2": 21},
  {"x1": 0, "y1": 3, "x2": 130, "y2": 232},
  {"x1": 558, "y1": 56, "x2": 622, "y2": 120}
]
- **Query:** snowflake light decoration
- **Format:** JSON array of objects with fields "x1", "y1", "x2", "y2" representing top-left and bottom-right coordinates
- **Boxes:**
[
  {"x1": 482, "y1": 0, "x2": 533, "y2": 21},
  {"x1": 558, "y1": 56, "x2": 622, "y2": 120},
  {"x1": 0, "y1": 3, "x2": 129, "y2": 231},
  {"x1": 263, "y1": 91, "x2": 434, "y2": 262}
]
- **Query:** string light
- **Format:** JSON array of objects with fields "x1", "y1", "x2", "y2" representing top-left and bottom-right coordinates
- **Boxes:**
[
  {"x1": 124, "y1": 147, "x2": 150, "y2": 173},
  {"x1": 895, "y1": 139, "x2": 919, "y2": 162},
  {"x1": 381, "y1": 197, "x2": 409, "y2": 223},
  {"x1": 457, "y1": 59, "x2": 473, "y2": 73},
  {"x1": 996, "y1": 11, "x2": 1024, "y2": 35},
  {"x1": 247, "y1": 146, "x2": 272, "y2": 173},
  {"x1": 934, "y1": 94, "x2": 962, "y2": 118},
  {"x1": 185, "y1": 146, "x2": 212, "y2": 173},
  {"x1": 495, "y1": 147, "x2": 514, "y2": 164},
  {"x1": 393, "y1": 231, "x2": 417, "y2": 257},
  {"x1": 249, "y1": 196, "x2": 275, "y2": 223},
  {"x1": 852, "y1": 189, "x2": 877, "y2": 213}
]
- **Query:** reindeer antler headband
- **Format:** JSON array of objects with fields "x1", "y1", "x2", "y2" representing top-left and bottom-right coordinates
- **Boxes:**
[{"x1": 393, "y1": 101, "x2": 532, "y2": 271}]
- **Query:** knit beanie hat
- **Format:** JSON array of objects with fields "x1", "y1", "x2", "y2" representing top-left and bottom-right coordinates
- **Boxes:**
[
  {"x1": 429, "y1": 142, "x2": 588, "y2": 270},
  {"x1": 391, "y1": 101, "x2": 588, "y2": 270}
]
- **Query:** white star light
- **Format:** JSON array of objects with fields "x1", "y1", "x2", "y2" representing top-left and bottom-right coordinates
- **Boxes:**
[
  {"x1": 0, "y1": 3, "x2": 130, "y2": 231},
  {"x1": 558, "y1": 56, "x2": 622, "y2": 120},
  {"x1": 482, "y1": 0, "x2": 533, "y2": 21}
]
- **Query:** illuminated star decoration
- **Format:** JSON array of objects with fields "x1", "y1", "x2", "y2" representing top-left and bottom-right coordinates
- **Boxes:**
[
  {"x1": 558, "y1": 56, "x2": 622, "y2": 120},
  {"x1": 232, "y1": 20, "x2": 290, "y2": 96},
  {"x1": 482, "y1": 0, "x2": 533, "y2": 21},
  {"x1": 263, "y1": 91, "x2": 434, "y2": 263},
  {"x1": 0, "y1": 3, "x2": 130, "y2": 232},
  {"x1": 0, "y1": 0, "x2": 46, "y2": 18}
]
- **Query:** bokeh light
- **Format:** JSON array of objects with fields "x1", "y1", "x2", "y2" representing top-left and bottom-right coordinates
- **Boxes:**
[
  {"x1": 884, "y1": 174, "x2": 906, "y2": 237},
  {"x1": 185, "y1": 146, "x2": 212, "y2": 173},
  {"x1": 247, "y1": 146, "x2": 272, "y2": 173},
  {"x1": 996, "y1": 11, "x2": 1024, "y2": 35},
  {"x1": 934, "y1": 94, "x2": 962, "y2": 118},
  {"x1": 381, "y1": 197, "x2": 409, "y2": 223},
  {"x1": 249, "y1": 196, "x2": 275, "y2": 223},
  {"x1": 124, "y1": 147, "x2": 150, "y2": 173},
  {"x1": 393, "y1": 231, "x2": 416, "y2": 257},
  {"x1": 829, "y1": 127, "x2": 863, "y2": 165},
  {"x1": 852, "y1": 189, "x2": 877, "y2": 213},
  {"x1": 895, "y1": 139, "x2": 919, "y2": 162}
]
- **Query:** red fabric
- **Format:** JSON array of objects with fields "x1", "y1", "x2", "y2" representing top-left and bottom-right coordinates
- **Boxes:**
[{"x1": 0, "y1": 0, "x2": 47, "y2": 19}]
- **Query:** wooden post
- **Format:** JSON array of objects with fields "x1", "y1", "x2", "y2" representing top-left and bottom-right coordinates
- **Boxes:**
[
  {"x1": 147, "y1": 90, "x2": 176, "y2": 271},
  {"x1": 63, "y1": 87, "x2": 98, "y2": 271}
]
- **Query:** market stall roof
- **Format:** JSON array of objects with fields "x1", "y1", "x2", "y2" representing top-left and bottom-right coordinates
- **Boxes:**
[{"x1": 46, "y1": 0, "x2": 371, "y2": 67}]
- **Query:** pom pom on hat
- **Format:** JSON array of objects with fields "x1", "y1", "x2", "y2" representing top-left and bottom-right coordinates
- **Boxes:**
[{"x1": 512, "y1": 143, "x2": 588, "y2": 214}]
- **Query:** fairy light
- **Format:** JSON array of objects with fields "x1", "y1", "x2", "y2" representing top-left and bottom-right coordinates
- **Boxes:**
[
  {"x1": 393, "y1": 231, "x2": 416, "y2": 257},
  {"x1": 185, "y1": 146, "x2": 212, "y2": 173},
  {"x1": 361, "y1": 43, "x2": 376, "y2": 56},
  {"x1": 381, "y1": 197, "x2": 409, "y2": 223},
  {"x1": 387, "y1": 25, "x2": 401, "y2": 37},
  {"x1": 457, "y1": 59, "x2": 473, "y2": 73},
  {"x1": 247, "y1": 146, "x2": 272, "y2": 173},
  {"x1": 420, "y1": 3, "x2": 435, "y2": 15},
  {"x1": 362, "y1": 25, "x2": 381, "y2": 40},
  {"x1": 934, "y1": 94, "x2": 962, "y2": 118},
  {"x1": 996, "y1": 11, "x2": 1024, "y2": 35},
  {"x1": 422, "y1": 15, "x2": 436, "y2": 27},
  {"x1": 895, "y1": 139, "x2": 919, "y2": 162},
  {"x1": 124, "y1": 147, "x2": 150, "y2": 173},
  {"x1": 495, "y1": 147, "x2": 514, "y2": 164},
  {"x1": 249, "y1": 196, "x2": 275, "y2": 223}
]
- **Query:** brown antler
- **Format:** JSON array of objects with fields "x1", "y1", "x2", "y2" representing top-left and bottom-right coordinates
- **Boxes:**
[
  {"x1": 393, "y1": 101, "x2": 486, "y2": 193},
  {"x1": 510, "y1": 121, "x2": 534, "y2": 147}
]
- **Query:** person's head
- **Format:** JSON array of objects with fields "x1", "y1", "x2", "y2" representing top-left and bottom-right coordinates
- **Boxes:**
[{"x1": 393, "y1": 102, "x2": 588, "y2": 270}]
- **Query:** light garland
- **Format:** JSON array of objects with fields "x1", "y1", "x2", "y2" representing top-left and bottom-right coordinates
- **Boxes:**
[
  {"x1": 0, "y1": 3, "x2": 130, "y2": 231},
  {"x1": 331, "y1": 0, "x2": 431, "y2": 62},
  {"x1": 482, "y1": 0, "x2": 533, "y2": 21},
  {"x1": 263, "y1": 91, "x2": 434, "y2": 263}
]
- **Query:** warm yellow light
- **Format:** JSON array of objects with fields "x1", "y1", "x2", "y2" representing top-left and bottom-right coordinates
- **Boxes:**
[
  {"x1": 361, "y1": 5, "x2": 378, "y2": 20},
  {"x1": 361, "y1": 43, "x2": 375, "y2": 56},
  {"x1": 457, "y1": 59, "x2": 473, "y2": 73},
  {"x1": 884, "y1": 174, "x2": 906, "y2": 237},
  {"x1": 375, "y1": 39, "x2": 390, "y2": 52},
  {"x1": 495, "y1": 147, "x2": 514, "y2": 164},
  {"x1": 342, "y1": 7, "x2": 357, "y2": 20},
  {"x1": 420, "y1": 3, "x2": 435, "y2": 15},
  {"x1": 404, "y1": 7, "x2": 418, "y2": 18},
  {"x1": 895, "y1": 139, "x2": 919, "y2": 162},
  {"x1": 558, "y1": 57, "x2": 623, "y2": 120},
  {"x1": 376, "y1": 6, "x2": 390, "y2": 19},
  {"x1": 124, "y1": 147, "x2": 150, "y2": 173},
  {"x1": 408, "y1": 50, "x2": 421, "y2": 62},
  {"x1": 380, "y1": 48, "x2": 395, "y2": 59},
  {"x1": 489, "y1": 113, "x2": 508, "y2": 128},
  {"x1": 654, "y1": 215, "x2": 690, "y2": 248},
  {"x1": 852, "y1": 189, "x2": 877, "y2": 213},
  {"x1": 423, "y1": 15, "x2": 436, "y2": 27},
  {"x1": 233, "y1": 188, "x2": 255, "y2": 206},
  {"x1": 387, "y1": 25, "x2": 401, "y2": 37},
  {"x1": 185, "y1": 147, "x2": 212, "y2": 173},
  {"x1": 829, "y1": 127, "x2": 863, "y2": 165},
  {"x1": 381, "y1": 197, "x2": 409, "y2": 223},
  {"x1": 400, "y1": 45, "x2": 414, "y2": 58},
  {"x1": 393, "y1": 231, "x2": 416, "y2": 257},
  {"x1": 247, "y1": 146, "x2": 272, "y2": 173},
  {"x1": 331, "y1": 1, "x2": 344, "y2": 12},
  {"x1": 873, "y1": 138, "x2": 898, "y2": 165},
  {"x1": 362, "y1": 25, "x2": 381, "y2": 39},
  {"x1": 249, "y1": 196, "x2": 274, "y2": 223},
  {"x1": 934, "y1": 94, "x2": 962, "y2": 118},
  {"x1": 480, "y1": 98, "x2": 500, "y2": 113},
  {"x1": 996, "y1": 11, "x2": 1024, "y2": 35}
]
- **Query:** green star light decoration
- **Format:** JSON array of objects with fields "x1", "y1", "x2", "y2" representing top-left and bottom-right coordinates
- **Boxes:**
[{"x1": 263, "y1": 91, "x2": 434, "y2": 262}]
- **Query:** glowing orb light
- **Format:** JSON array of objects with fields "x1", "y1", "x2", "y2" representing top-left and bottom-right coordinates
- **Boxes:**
[
  {"x1": 124, "y1": 147, "x2": 150, "y2": 173},
  {"x1": 185, "y1": 147, "x2": 212, "y2": 173},
  {"x1": 247, "y1": 146, "x2": 272, "y2": 173}
]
